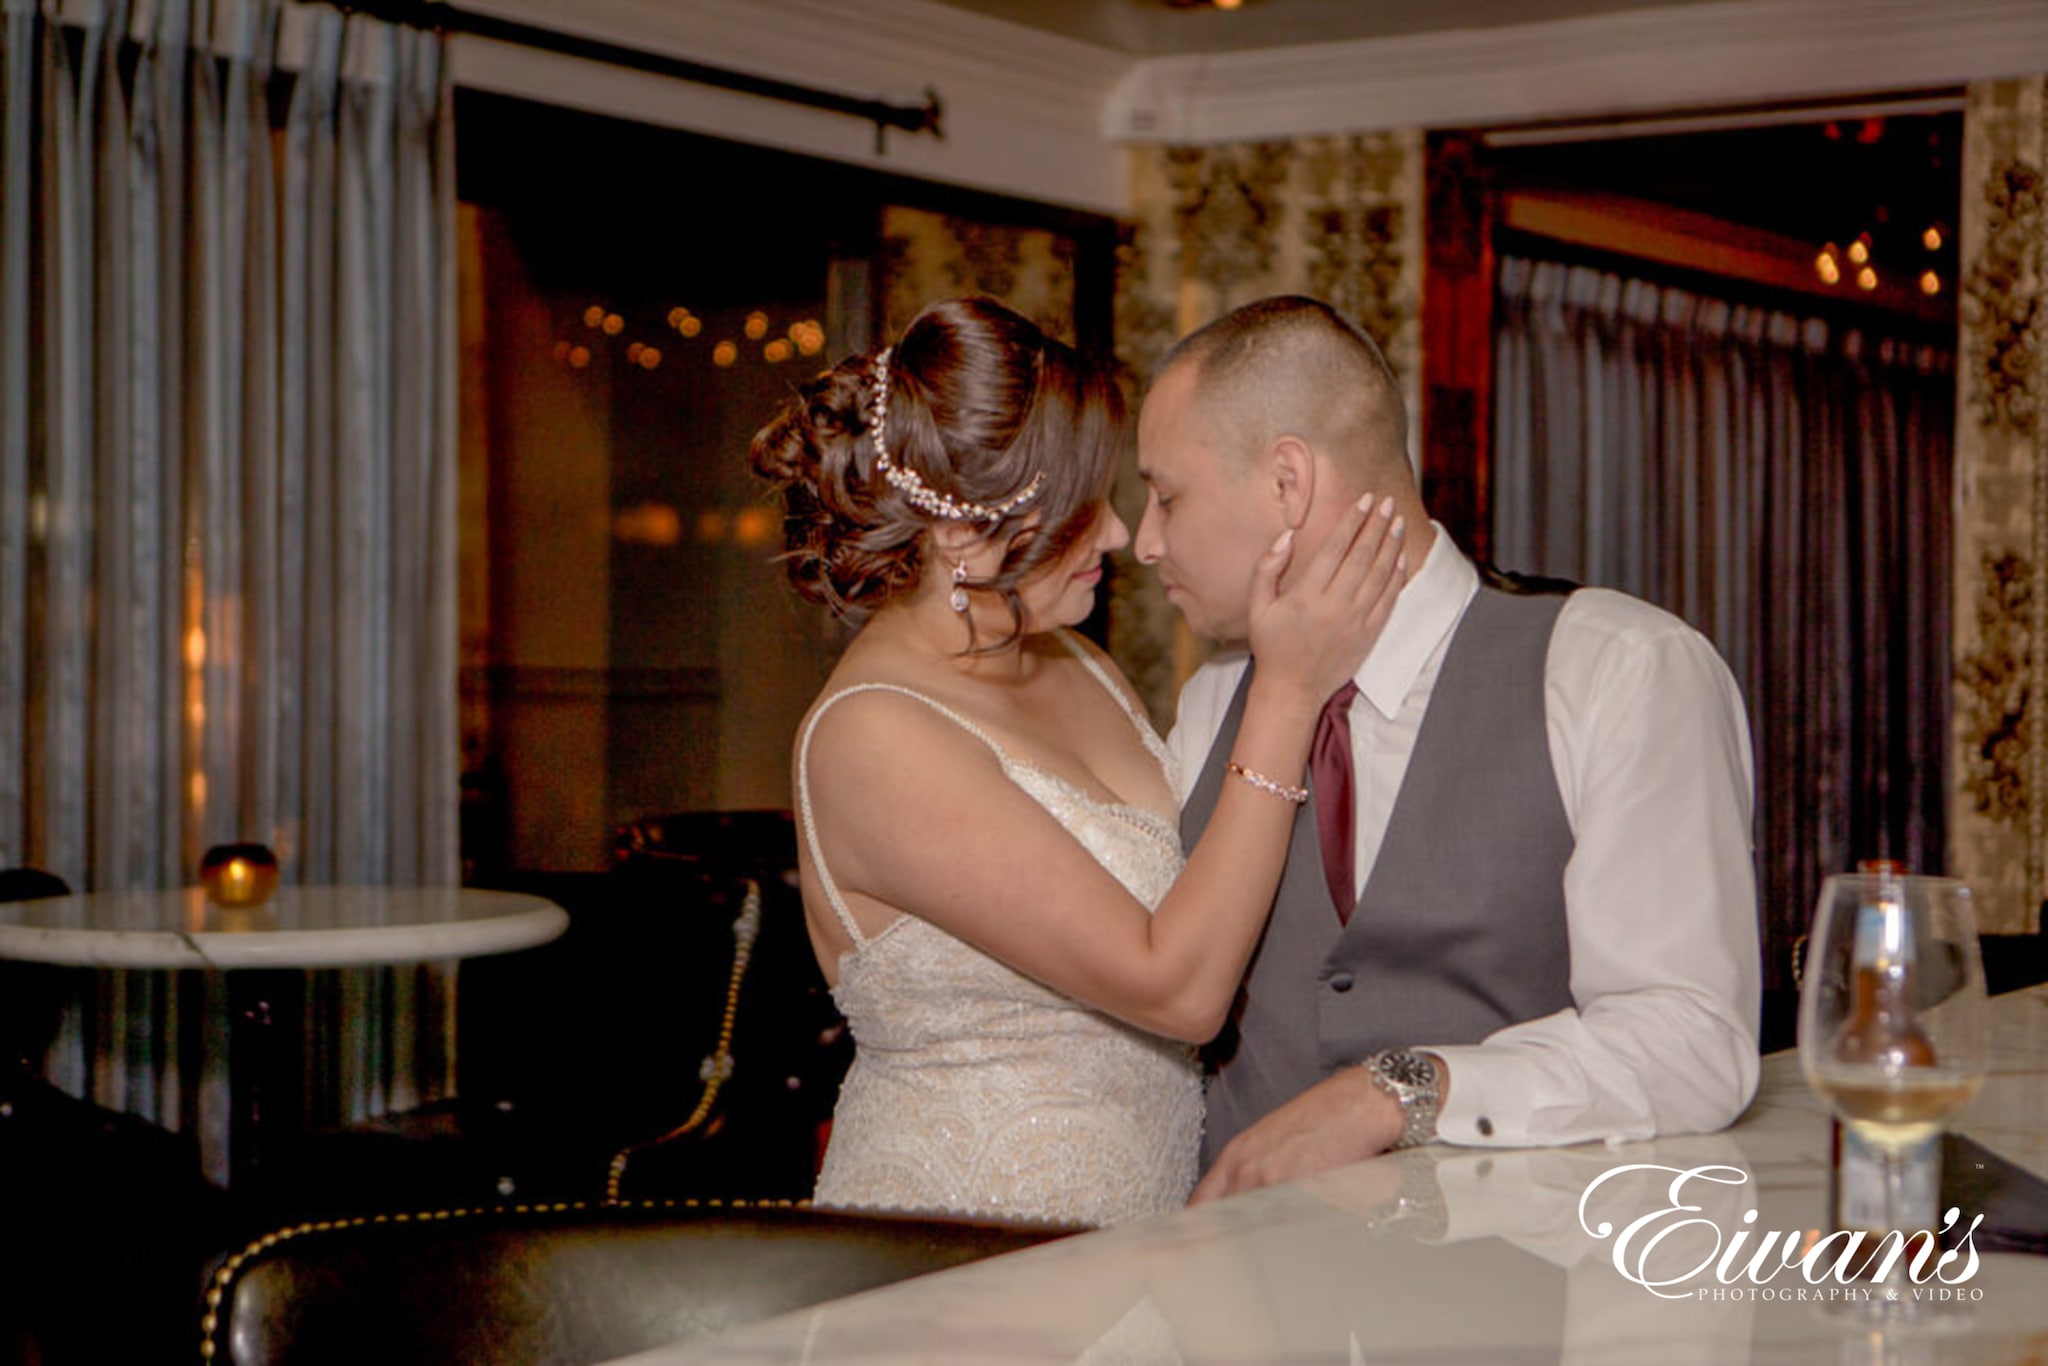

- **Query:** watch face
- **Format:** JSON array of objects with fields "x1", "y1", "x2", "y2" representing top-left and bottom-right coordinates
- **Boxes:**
[{"x1": 1380, "y1": 1050, "x2": 1436, "y2": 1090}]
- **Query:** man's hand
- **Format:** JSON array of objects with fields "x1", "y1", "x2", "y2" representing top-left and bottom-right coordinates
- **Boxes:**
[{"x1": 1190, "y1": 1065, "x2": 1406, "y2": 1204}]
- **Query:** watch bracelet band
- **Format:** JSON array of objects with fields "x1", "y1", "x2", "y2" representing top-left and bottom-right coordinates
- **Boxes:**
[{"x1": 1367, "y1": 1048, "x2": 1442, "y2": 1148}]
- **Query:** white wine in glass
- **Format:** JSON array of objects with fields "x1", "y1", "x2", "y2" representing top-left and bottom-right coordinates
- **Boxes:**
[{"x1": 1798, "y1": 872, "x2": 1988, "y2": 1295}]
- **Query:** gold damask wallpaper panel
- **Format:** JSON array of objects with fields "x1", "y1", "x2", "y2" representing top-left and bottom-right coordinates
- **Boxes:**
[
  {"x1": 1113, "y1": 133, "x2": 1424, "y2": 726},
  {"x1": 1952, "y1": 76, "x2": 2048, "y2": 934},
  {"x1": 877, "y1": 206, "x2": 1078, "y2": 344}
]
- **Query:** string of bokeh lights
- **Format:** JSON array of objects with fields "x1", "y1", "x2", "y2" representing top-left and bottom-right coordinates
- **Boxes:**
[
  {"x1": 549, "y1": 305, "x2": 829, "y2": 550},
  {"x1": 552, "y1": 306, "x2": 827, "y2": 374},
  {"x1": 1810, "y1": 120, "x2": 1949, "y2": 301},
  {"x1": 1813, "y1": 224, "x2": 1945, "y2": 299}
]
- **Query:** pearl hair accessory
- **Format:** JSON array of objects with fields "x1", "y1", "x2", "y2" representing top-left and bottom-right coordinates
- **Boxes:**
[{"x1": 869, "y1": 347, "x2": 1044, "y2": 524}]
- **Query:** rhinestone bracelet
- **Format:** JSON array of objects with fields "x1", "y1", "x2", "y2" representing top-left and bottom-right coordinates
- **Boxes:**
[{"x1": 1227, "y1": 760, "x2": 1309, "y2": 805}]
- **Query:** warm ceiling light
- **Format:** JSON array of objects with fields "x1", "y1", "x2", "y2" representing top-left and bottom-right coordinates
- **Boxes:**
[
  {"x1": 1856, "y1": 266, "x2": 1878, "y2": 292},
  {"x1": 713, "y1": 341, "x2": 738, "y2": 367},
  {"x1": 1922, "y1": 226, "x2": 1943, "y2": 251},
  {"x1": 1920, "y1": 270, "x2": 1940, "y2": 296},
  {"x1": 1847, "y1": 240, "x2": 1869, "y2": 265},
  {"x1": 679, "y1": 316, "x2": 702, "y2": 338},
  {"x1": 569, "y1": 345, "x2": 591, "y2": 369},
  {"x1": 744, "y1": 311, "x2": 770, "y2": 340},
  {"x1": 626, "y1": 342, "x2": 644, "y2": 363},
  {"x1": 667, "y1": 307, "x2": 689, "y2": 328},
  {"x1": 602, "y1": 313, "x2": 625, "y2": 336},
  {"x1": 639, "y1": 347, "x2": 662, "y2": 369},
  {"x1": 583, "y1": 305, "x2": 605, "y2": 328},
  {"x1": 1213, "y1": 0, "x2": 1243, "y2": 8},
  {"x1": 764, "y1": 339, "x2": 793, "y2": 363},
  {"x1": 1815, "y1": 251, "x2": 1841, "y2": 286}
]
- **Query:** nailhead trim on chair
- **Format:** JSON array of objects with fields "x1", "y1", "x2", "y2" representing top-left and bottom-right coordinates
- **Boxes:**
[
  {"x1": 198, "y1": 1194, "x2": 808, "y2": 1361},
  {"x1": 606, "y1": 879, "x2": 761, "y2": 1202}
]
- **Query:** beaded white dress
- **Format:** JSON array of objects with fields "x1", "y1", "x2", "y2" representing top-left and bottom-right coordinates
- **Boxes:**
[{"x1": 797, "y1": 635, "x2": 1203, "y2": 1228}]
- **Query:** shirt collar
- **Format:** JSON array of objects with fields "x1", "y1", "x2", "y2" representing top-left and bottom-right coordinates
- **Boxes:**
[{"x1": 1354, "y1": 522, "x2": 1478, "y2": 719}]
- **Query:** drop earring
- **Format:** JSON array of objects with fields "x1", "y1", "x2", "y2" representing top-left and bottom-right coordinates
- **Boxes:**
[{"x1": 949, "y1": 561, "x2": 970, "y2": 614}]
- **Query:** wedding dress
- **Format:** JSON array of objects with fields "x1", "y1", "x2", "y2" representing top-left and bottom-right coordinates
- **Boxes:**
[{"x1": 797, "y1": 634, "x2": 1202, "y2": 1227}]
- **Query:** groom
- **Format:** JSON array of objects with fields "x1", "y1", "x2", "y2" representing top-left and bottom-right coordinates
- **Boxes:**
[{"x1": 1132, "y1": 296, "x2": 1762, "y2": 1201}]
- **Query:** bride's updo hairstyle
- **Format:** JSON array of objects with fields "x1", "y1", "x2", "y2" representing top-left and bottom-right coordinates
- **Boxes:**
[{"x1": 751, "y1": 296, "x2": 1122, "y2": 647}]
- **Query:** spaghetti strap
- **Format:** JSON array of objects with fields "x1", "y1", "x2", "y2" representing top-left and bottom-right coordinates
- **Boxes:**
[
  {"x1": 796, "y1": 683, "x2": 1013, "y2": 946},
  {"x1": 1054, "y1": 631, "x2": 1178, "y2": 780}
]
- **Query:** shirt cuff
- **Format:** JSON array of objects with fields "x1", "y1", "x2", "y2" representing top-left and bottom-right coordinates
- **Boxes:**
[{"x1": 1426, "y1": 1043, "x2": 1656, "y2": 1149}]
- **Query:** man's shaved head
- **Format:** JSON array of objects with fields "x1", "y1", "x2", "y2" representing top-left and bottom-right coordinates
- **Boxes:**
[
  {"x1": 1156, "y1": 296, "x2": 1410, "y2": 495},
  {"x1": 1135, "y1": 295, "x2": 1429, "y2": 644}
]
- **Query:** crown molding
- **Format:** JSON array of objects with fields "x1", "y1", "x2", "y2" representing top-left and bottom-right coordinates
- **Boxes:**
[
  {"x1": 448, "y1": 0, "x2": 1132, "y2": 214},
  {"x1": 1105, "y1": 0, "x2": 2048, "y2": 143}
]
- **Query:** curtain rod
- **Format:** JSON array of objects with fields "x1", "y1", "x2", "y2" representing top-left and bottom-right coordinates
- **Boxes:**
[{"x1": 310, "y1": 1, "x2": 945, "y2": 152}]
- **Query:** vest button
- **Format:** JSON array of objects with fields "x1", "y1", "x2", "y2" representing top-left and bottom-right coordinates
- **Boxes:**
[{"x1": 1328, "y1": 971, "x2": 1354, "y2": 993}]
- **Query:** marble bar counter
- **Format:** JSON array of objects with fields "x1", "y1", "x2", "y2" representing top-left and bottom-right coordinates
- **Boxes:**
[{"x1": 616, "y1": 985, "x2": 2048, "y2": 1365}]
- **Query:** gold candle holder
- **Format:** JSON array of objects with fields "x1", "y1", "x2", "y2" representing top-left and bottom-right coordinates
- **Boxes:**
[{"x1": 198, "y1": 843, "x2": 280, "y2": 908}]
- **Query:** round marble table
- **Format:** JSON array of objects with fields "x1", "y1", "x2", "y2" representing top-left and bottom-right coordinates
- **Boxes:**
[
  {"x1": 0, "y1": 885, "x2": 568, "y2": 969},
  {"x1": 0, "y1": 885, "x2": 569, "y2": 1189}
]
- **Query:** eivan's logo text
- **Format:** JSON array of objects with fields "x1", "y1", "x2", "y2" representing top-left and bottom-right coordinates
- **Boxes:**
[{"x1": 1578, "y1": 1164, "x2": 1983, "y2": 1301}]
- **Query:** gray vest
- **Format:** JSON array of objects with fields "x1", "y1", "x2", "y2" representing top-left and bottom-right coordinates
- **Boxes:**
[{"x1": 1186, "y1": 584, "x2": 1577, "y2": 1165}]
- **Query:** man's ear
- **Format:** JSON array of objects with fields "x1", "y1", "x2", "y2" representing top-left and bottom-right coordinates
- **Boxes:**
[{"x1": 1270, "y1": 435, "x2": 1317, "y2": 531}]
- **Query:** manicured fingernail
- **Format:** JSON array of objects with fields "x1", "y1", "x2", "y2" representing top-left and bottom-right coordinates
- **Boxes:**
[
  {"x1": 1397, "y1": 555, "x2": 1409, "y2": 574},
  {"x1": 1356, "y1": 492, "x2": 1376, "y2": 512},
  {"x1": 1390, "y1": 516, "x2": 1406, "y2": 537},
  {"x1": 1379, "y1": 495, "x2": 1397, "y2": 517}
]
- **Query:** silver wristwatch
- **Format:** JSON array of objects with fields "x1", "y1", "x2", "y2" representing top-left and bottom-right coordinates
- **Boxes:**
[{"x1": 1365, "y1": 1048, "x2": 1442, "y2": 1148}]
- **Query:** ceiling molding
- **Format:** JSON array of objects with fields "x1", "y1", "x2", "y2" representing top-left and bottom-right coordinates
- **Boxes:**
[
  {"x1": 448, "y1": 0, "x2": 1132, "y2": 213},
  {"x1": 1104, "y1": 0, "x2": 2048, "y2": 143}
]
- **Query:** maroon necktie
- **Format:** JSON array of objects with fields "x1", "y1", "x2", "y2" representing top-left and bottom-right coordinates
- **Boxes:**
[{"x1": 1310, "y1": 681, "x2": 1361, "y2": 923}]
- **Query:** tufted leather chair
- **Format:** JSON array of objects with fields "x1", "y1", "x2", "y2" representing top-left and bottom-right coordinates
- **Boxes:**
[
  {"x1": 598, "y1": 811, "x2": 851, "y2": 1197},
  {"x1": 204, "y1": 1199, "x2": 1070, "y2": 1366},
  {"x1": 272, "y1": 810, "x2": 850, "y2": 1217}
]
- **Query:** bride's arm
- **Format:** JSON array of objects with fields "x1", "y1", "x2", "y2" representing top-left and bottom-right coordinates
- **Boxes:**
[{"x1": 808, "y1": 496, "x2": 1404, "y2": 1043}]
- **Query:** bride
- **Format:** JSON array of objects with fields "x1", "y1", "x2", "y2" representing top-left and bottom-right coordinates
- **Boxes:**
[{"x1": 751, "y1": 297, "x2": 1405, "y2": 1227}]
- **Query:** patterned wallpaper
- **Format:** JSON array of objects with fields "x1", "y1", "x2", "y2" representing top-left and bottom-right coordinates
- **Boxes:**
[
  {"x1": 1952, "y1": 77, "x2": 2048, "y2": 934},
  {"x1": 878, "y1": 205, "x2": 1079, "y2": 345},
  {"x1": 1113, "y1": 133, "x2": 1425, "y2": 726}
]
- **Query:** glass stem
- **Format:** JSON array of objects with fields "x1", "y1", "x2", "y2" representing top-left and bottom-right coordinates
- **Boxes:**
[{"x1": 1877, "y1": 1143, "x2": 1910, "y2": 1304}]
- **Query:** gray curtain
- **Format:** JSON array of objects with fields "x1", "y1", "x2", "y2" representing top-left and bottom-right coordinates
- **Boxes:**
[
  {"x1": 1493, "y1": 256, "x2": 1954, "y2": 988},
  {"x1": 0, "y1": 0, "x2": 458, "y2": 1178}
]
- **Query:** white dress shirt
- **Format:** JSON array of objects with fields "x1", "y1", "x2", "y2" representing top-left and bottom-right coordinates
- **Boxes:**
[{"x1": 1166, "y1": 527, "x2": 1762, "y2": 1148}]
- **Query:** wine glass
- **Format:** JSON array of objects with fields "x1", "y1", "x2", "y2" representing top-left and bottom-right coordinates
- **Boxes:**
[{"x1": 1798, "y1": 873, "x2": 1987, "y2": 1301}]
